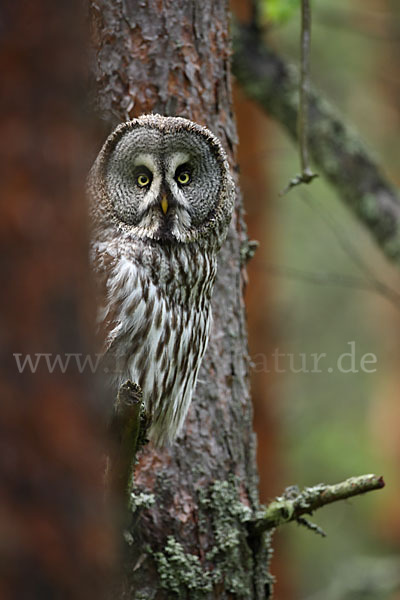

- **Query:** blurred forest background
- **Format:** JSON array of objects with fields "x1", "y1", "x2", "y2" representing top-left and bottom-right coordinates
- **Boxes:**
[
  {"x1": 2, "y1": 0, "x2": 399, "y2": 597},
  {"x1": 236, "y1": 0, "x2": 400, "y2": 598}
]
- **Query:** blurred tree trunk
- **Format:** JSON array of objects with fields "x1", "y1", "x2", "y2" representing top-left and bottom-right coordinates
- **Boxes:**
[
  {"x1": 0, "y1": 1, "x2": 116, "y2": 598},
  {"x1": 230, "y1": 0, "x2": 281, "y2": 508},
  {"x1": 369, "y1": 0, "x2": 400, "y2": 547},
  {"x1": 230, "y1": 3, "x2": 289, "y2": 597},
  {"x1": 91, "y1": 1, "x2": 272, "y2": 598},
  {"x1": 230, "y1": 0, "x2": 297, "y2": 593},
  {"x1": 233, "y1": 87, "x2": 292, "y2": 600}
]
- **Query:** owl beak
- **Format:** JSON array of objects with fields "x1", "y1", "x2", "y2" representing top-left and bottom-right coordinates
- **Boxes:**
[{"x1": 161, "y1": 195, "x2": 169, "y2": 215}]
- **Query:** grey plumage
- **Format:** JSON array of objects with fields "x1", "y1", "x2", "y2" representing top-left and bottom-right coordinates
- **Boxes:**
[{"x1": 88, "y1": 114, "x2": 234, "y2": 446}]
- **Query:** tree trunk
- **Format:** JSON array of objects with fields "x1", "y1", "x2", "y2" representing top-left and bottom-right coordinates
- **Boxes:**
[
  {"x1": 0, "y1": 1, "x2": 116, "y2": 597},
  {"x1": 90, "y1": 1, "x2": 272, "y2": 598}
]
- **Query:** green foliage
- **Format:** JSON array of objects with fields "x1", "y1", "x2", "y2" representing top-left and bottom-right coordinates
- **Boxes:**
[{"x1": 261, "y1": 0, "x2": 300, "y2": 24}]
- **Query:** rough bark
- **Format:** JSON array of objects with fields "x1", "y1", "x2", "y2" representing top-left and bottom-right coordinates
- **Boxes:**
[
  {"x1": 90, "y1": 1, "x2": 271, "y2": 598},
  {"x1": 232, "y1": 23, "x2": 400, "y2": 264},
  {"x1": 0, "y1": 1, "x2": 116, "y2": 598}
]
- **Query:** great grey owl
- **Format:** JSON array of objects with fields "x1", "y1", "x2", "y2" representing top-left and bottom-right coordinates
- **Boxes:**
[{"x1": 88, "y1": 114, "x2": 234, "y2": 446}]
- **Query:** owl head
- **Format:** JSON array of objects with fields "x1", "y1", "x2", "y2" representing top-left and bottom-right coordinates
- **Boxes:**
[{"x1": 89, "y1": 115, "x2": 234, "y2": 245}]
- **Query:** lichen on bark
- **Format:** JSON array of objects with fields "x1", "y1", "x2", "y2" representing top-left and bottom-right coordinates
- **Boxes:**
[{"x1": 151, "y1": 477, "x2": 272, "y2": 599}]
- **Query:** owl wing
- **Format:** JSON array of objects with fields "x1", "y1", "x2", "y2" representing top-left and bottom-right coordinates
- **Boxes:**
[{"x1": 91, "y1": 244, "x2": 123, "y2": 355}]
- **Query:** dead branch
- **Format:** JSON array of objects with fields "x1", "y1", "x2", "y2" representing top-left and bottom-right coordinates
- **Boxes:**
[{"x1": 250, "y1": 474, "x2": 385, "y2": 535}]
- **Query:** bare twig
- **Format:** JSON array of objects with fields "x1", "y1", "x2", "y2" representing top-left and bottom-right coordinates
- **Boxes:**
[
  {"x1": 300, "y1": 190, "x2": 378, "y2": 281},
  {"x1": 296, "y1": 516, "x2": 327, "y2": 537},
  {"x1": 264, "y1": 264, "x2": 377, "y2": 290},
  {"x1": 299, "y1": 190, "x2": 400, "y2": 309},
  {"x1": 282, "y1": 0, "x2": 318, "y2": 194},
  {"x1": 251, "y1": 474, "x2": 385, "y2": 535},
  {"x1": 263, "y1": 264, "x2": 400, "y2": 312}
]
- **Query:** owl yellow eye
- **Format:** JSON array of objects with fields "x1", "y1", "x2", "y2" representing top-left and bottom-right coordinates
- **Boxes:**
[
  {"x1": 176, "y1": 171, "x2": 191, "y2": 185},
  {"x1": 137, "y1": 173, "x2": 151, "y2": 187}
]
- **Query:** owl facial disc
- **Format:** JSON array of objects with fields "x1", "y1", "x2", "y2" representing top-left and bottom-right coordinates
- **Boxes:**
[{"x1": 96, "y1": 118, "x2": 232, "y2": 244}]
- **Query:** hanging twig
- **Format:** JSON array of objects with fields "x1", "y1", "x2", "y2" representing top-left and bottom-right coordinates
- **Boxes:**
[
  {"x1": 282, "y1": 0, "x2": 318, "y2": 194},
  {"x1": 299, "y1": 0, "x2": 313, "y2": 178},
  {"x1": 250, "y1": 474, "x2": 384, "y2": 535}
]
